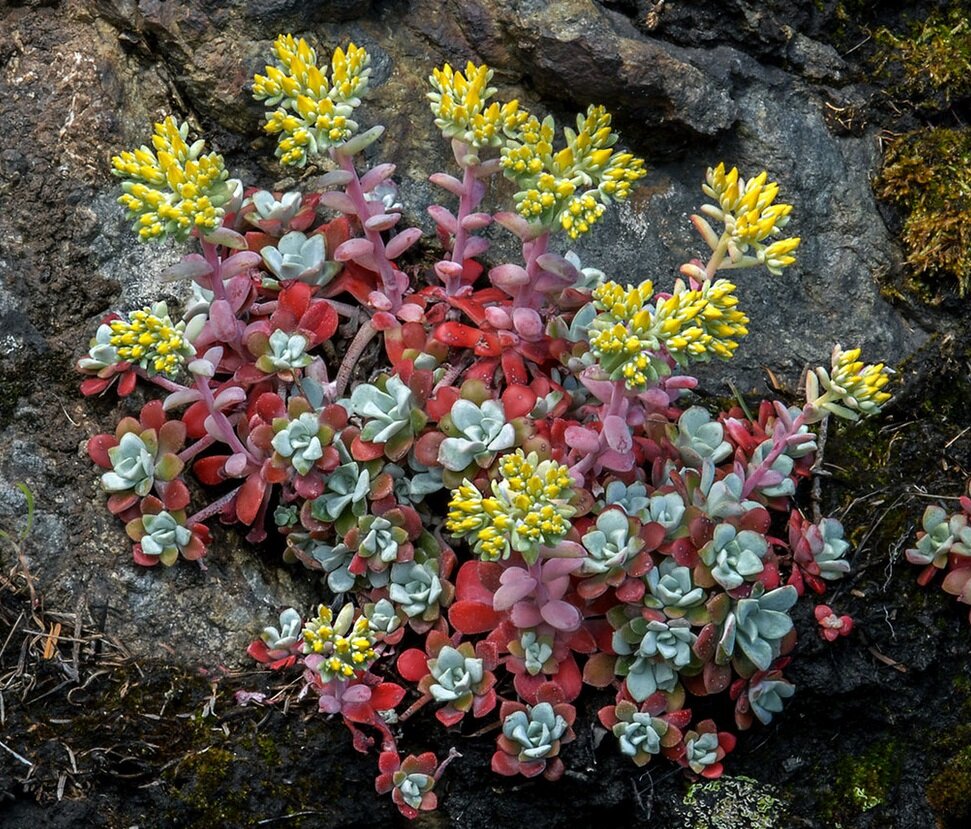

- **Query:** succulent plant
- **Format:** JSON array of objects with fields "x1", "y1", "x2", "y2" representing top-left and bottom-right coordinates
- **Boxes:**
[
  {"x1": 310, "y1": 462, "x2": 370, "y2": 522},
  {"x1": 676, "y1": 407, "x2": 732, "y2": 467},
  {"x1": 501, "y1": 702, "x2": 568, "y2": 760},
  {"x1": 271, "y1": 411, "x2": 327, "y2": 475},
  {"x1": 718, "y1": 584, "x2": 798, "y2": 671},
  {"x1": 697, "y1": 468, "x2": 762, "y2": 520},
  {"x1": 514, "y1": 630, "x2": 555, "y2": 676},
  {"x1": 438, "y1": 398, "x2": 516, "y2": 471},
  {"x1": 389, "y1": 754, "x2": 436, "y2": 812},
  {"x1": 365, "y1": 597, "x2": 403, "y2": 637},
  {"x1": 581, "y1": 508, "x2": 643, "y2": 575},
  {"x1": 102, "y1": 432, "x2": 158, "y2": 496},
  {"x1": 747, "y1": 439, "x2": 796, "y2": 498},
  {"x1": 385, "y1": 460, "x2": 444, "y2": 506},
  {"x1": 257, "y1": 329, "x2": 314, "y2": 374},
  {"x1": 262, "y1": 232, "x2": 336, "y2": 285},
  {"x1": 260, "y1": 608, "x2": 303, "y2": 654},
  {"x1": 427, "y1": 645, "x2": 484, "y2": 705},
  {"x1": 700, "y1": 523, "x2": 769, "y2": 590},
  {"x1": 137, "y1": 510, "x2": 194, "y2": 558},
  {"x1": 602, "y1": 480, "x2": 651, "y2": 519},
  {"x1": 747, "y1": 672, "x2": 795, "y2": 724},
  {"x1": 389, "y1": 560, "x2": 444, "y2": 619},
  {"x1": 906, "y1": 505, "x2": 971, "y2": 568},
  {"x1": 646, "y1": 491, "x2": 687, "y2": 535},
  {"x1": 612, "y1": 617, "x2": 687, "y2": 701},
  {"x1": 350, "y1": 375, "x2": 427, "y2": 457},
  {"x1": 644, "y1": 558, "x2": 707, "y2": 619},
  {"x1": 301, "y1": 603, "x2": 377, "y2": 681},
  {"x1": 312, "y1": 540, "x2": 359, "y2": 592},
  {"x1": 685, "y1": 731, "x2": 720, "y2": 772},
  {"x1": 614, "y1": 708, "x2": 666, "y2": 763}
]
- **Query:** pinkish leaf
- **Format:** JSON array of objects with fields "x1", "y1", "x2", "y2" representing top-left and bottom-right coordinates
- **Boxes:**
[
  {"x1": 602, "y1": 415, "x2": 632, "y2": 453},
  {"x1": 335, "y1": 238, "x2": 375, "y2": 262},
  {"x1": 385, "y1": 227, "x2": 422, "y2": 259},
  {"x1": 540, "y1": 600, "x2": 582, "y2": 632}
]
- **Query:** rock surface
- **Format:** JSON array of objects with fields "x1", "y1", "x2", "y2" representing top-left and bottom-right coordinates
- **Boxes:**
[{"x1": 0, "y1": 1, "x2": 967, "y2": 827}]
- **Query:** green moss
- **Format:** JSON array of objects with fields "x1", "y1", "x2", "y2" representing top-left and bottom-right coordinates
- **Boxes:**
[
  {"x1": 927, "y1": 746, "x2": 971, "y2": 825},
  {"x1": 875, "y1": 127, "x2": 971, "y2": 296},
  {"x1": 875, "y1": 10, "x2": 971, "y2": 107},
  {"x1": 678, "y1": 776, "x2": 787, "y2": 829},
  {"x1": 820, "y1": 740, "x2": 902, "y2": 824}
]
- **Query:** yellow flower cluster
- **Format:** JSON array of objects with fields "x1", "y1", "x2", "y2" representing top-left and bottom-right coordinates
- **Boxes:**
[
  {"x1": 653, "y1": 279, "x2": 749, "y2": 363},
  {"x1": 108, "y1": 305, "x2": 194, "y2": 376},
  {"x1": 446, "y1": 450, "x2": 576, "y2": 564},
  {"x1": 302, "y1": 603, "x2": 377, "y2": 681},
  {"x1": 254, "y1": 35, "x2": 371, "y2": 166},
  {"x1": 501, "y1": 105, "x2": 646, "y2": 239},
  {"x1": 807, "y1": 345, "x2": 893, "y2": 421},
  {"x1": 700, "y1": 163, "x2": 800, "y2": 274},
  {"x1": 428, "y1": 62, "x2": 528, "y2": 149},
  {"x1": 587, "y1": 278, "x2": 749, "y2": 389},
  {"x1": 111, "y1": 117, "x2": 230, "y2": 242}
]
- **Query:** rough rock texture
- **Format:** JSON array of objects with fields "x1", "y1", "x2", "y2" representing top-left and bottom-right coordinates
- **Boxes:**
[{"x1": 0, "y1": 0, "x2": 968, "y2": 827}]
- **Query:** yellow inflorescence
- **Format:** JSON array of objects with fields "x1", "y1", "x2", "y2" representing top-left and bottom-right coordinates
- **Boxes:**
[
  {"x1": 111, "y1": 117, "x2": 230, "y2": 242},
  {"x1": 501, "y1": 105, "x2": 646, "y2": 239},
  {"x1": 428, "y1": 62, "x2": 528, "y2": 149},
  {"x1": 828, "y1": 347, "x2": 893, "y2": 414},
  {"x1": 108, "y1": 306, "x2": 193, "y2": 376},
  {"x1": 653, "y1": 279, "x2": 749, "y2": 362},
  {"x1": 587, "y1": 277, "x2": 749, "y2": 390},
  {"x1": 701, "y1": 163, "x2": 800, "y2": 274},
  {"x1": 302, "y1": 603, "x2": 377, "y2": 681},
  {"x1": 254, "y1": 35, "x2": 371, "y2": 166},
  {"x1": 446, "y1": 450, "x2": 575, "y2": 563}
]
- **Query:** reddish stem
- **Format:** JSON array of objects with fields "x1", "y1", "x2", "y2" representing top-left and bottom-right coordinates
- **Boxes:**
[{"x1": 335, "y1": 152, "x2": 403, "y2": 311}]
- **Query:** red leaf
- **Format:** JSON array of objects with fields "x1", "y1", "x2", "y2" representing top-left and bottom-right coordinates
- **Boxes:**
[
  {"x1": 236, "y1": 475, "x2": 267, "y2": 525},
  {"x1": 491, "y1": 750, "x2": 521, "y2": 777},
  {"x1": 434, "y1": 321, "x2": 481, "y2": 349},
  {"x1": 87, "y1": 434, "x2": 116, "y2": 468},
  {"x1": 501, "y1": 384, "x2": 537, "y2": 419},
  {"x1": 370, "y1": 683, "x2": 406, "y2": 710},
  {"x1": 193, "y1": 456, "x2": 228, "y2": 485},
  {"x1": 582, "y1": 652, "x2": 617, "y2": 688},
  {"x1": 397, "y1": 649, "x2": 430, "y2": 683},
  {"x1": 279, "y1": 282, "x2": 311, "y2": 318},
  {"x1": 500, "y1": 350, "x2": 528, "y2": 385},
  {"x1": 449, "y1": 600, "x2": 503, "y2": 634}
]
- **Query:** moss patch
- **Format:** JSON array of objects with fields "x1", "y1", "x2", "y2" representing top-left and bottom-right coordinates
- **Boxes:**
[
  {"x1": 875, "y1": 127, "x2": 971, "y2": 296},
  {"x1": 927, "y1": 745, "x2": 971, "y2": 826},
  {"x1": 676, "y1": 776, "x2": 787, "y2": 829},
  {"x1": 820, "y1": 741, "x2": 902, "y2": 825},
  {"x1": 875, "y1": 10, "x2": 971, "y2": 108}
]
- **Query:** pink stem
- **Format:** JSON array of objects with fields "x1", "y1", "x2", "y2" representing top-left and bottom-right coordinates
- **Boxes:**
[
  {"x1": 135, "y1": 368, "x2": 188, "y2": 392},
  {"x1": 194, "y1": 374, "x2": 255, "y2": 461},
  {"x1": 742, "y1": 411, "x2": 807, "y2": 498},
  {"x1": 187, "y1": 484, "x2": 242, "y2": 525},
  {"x1": 514, "y1": 232, "x2": 550, "y2": 309},
  {"x1": 179, "y1": 434, "x2": 216, "y2": 463},
  {"x1": 446, "y1": 162, "x2": 479, "y2": 296},
  {"x1": 334, "y1": 319, "x2": 378, "y2": 399},
  {"x1": 335, "y1": 152, "x2": 402, "y2": 311}
]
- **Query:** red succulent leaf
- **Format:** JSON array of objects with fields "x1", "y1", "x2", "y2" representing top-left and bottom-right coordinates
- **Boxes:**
[
  {"x1": 582, "y1": 652, "x2": 617, "y2": 688},
  {"x1": 193, "y1": 456, "x2": 228, "y2": 485},
  {"x1": 449, "y1": 600, "x2": 503, "y2": 634},
  {"x1": 397, "y1": 648, "x2": 430, "y2": 683},
  {"x1": 87, "y1": 434, "x2": 117, "y2": 468},
  {"x1": 236, "y1": 475, "x2": 267, "y2": 525}
]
